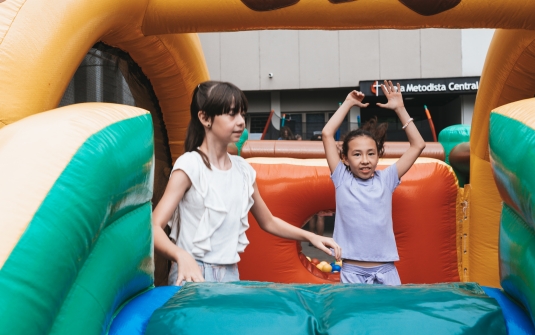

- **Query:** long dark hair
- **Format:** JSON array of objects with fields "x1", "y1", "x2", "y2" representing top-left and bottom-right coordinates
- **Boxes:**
[
  {"x1": 185, "y1": 81, "x2": 248, "y2": 168},
  {"x1": 279, "y1": 126, "x2": 295, "y2": 140},
  {"x1": 340, "y1": 116, "x2": 388, "y2": 162}
]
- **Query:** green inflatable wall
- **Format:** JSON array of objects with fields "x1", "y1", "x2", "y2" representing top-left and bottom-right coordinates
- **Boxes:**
[
  {"x1": 490, "y1": 111, "x2": 535, "y2": 326},
  {"x1": 0, "y1": 110, "x2": 154, "y2": 335}
]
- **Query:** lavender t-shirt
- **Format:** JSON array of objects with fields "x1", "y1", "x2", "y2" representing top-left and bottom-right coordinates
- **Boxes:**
[{"x1": 331, "y1": 161, "x2": 401, "y2": 262}]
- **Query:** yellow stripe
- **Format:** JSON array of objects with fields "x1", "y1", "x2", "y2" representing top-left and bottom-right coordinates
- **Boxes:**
[{"x1": 0, "y1": 103, "x2": 148, "y2": 267}]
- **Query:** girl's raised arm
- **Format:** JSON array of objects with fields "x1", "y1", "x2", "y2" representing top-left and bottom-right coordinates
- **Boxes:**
[
  {"x1": 376, "y1": 81, "x2": 426, "y2": 179},
  {"x1": 322, "y1": 91, "x2": 369, "y2": 173}
]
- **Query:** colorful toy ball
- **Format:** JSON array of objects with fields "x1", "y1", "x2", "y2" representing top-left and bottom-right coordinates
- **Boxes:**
[
  {"x1": 316, "y1": 261, "x2": 332, "y2": 272},
  {"x1": 331, "y1": 264, "x2": 341, "y2": 272}
]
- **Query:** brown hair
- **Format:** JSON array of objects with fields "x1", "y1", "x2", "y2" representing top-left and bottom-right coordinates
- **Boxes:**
[
  {"x1": 340, "y1": 116, "x2": 388, "y2": 161},
  {"x1": 185, "y1": 81, "x2": 248, "y2": 168},
  {"x1": 279, "y1": 126, "x2": 295, "y2": 140}
]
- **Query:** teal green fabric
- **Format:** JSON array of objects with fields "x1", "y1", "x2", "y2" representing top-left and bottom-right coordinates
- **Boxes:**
[
  {"x1": 236, "y1": 128, "x2": 248, "y2": 156},
  {"x1": 146, "y1": 281, "x2": 505, "y2": 335},
  {"x1": 438, "y1": 124, "x2": 471, "y2": 165},
  {"x1": 490, "y1": 113, "x2": 535, "y2": 230},
  {"x1": 50, "y1": 204, "x2": 153, "y2": 335},
  {"x1": 0, "y1": 114, "x2": 154, "y2": 335},
  {"x1": 500, "y1": 204, "x2": 535, "y2": 328},
  {"x1": 438, "y1": 124, "x2": 470, "y2": 186},
  {"x1": 490, "y1": 111, "x2": 535, "y2": 327}
]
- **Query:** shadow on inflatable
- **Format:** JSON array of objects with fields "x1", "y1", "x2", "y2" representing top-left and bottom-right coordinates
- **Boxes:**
[{"x1": 2, "y1": 0, "x2": 535, "y2": 334}]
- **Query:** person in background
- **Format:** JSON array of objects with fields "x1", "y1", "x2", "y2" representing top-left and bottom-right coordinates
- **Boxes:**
[{"x1": 278, "y1": 126, "x2": 295, "y2": 140}]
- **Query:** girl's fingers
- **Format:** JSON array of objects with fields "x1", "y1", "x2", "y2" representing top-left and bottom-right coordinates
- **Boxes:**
[
  {"x1": 319, "y1": 244, "x2": 333, "y2": 257},
  {"x1": 323, "y1": 239, "x2": 342, "y2": 260},
  {"x1": 176, "y1": 274, "x2": 185, "y2": 285},
  {"x1": 380, "y1": 84, "x2": 389, "y2": 95},
  {"x1": 385, "y1": 80, "x2": 392, "y2": 93}
]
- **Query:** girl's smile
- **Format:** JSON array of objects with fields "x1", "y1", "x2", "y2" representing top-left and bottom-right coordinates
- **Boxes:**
[{"x1": 343, "y1": 136, "x2": 379, "y2": 180}]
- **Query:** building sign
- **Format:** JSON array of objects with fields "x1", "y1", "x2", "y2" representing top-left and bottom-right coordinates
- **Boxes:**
[{"x1": 360, "y1": 77, "x2": 480, "y2": 96}]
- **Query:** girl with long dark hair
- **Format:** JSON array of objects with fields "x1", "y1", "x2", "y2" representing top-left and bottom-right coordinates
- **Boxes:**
[{"x1": 153, "y1": 81, "x2": 341, "y2": 285}]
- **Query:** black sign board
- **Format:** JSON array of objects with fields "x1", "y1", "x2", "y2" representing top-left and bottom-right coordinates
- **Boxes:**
[{"x1": 360, "y1": 77, "x2": 480, "y2": 96}]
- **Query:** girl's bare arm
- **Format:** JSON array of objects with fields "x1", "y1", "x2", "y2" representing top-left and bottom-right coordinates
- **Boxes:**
[
  {"x1": 250, "y1": 182, "x2": 342, "y2": 260},
  {"x1": 152, "y1": 170, "x2": 205, "y2": 283},
  {"x1": 376, "y1": 81, "x2": 426, "y2": 179},
  {"x1": 322, "y1": 91, "x2": 369, "y2": 173}
]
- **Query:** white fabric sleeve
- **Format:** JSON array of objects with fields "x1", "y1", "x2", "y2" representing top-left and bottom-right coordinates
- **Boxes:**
[
  {"x1": 233, "y1": 156, "x2": 256, "y2": 253},
  {"x1": 243, "y1": 159, "x2": 257, "y2": 187},
  {"x1": 171, "y1": 151, "x2": 200, "y2": 183}
]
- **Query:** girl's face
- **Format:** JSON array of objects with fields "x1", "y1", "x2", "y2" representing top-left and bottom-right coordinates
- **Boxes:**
[
  {"x1": 209, "y1": 104, "x2": 246, "y2": 143},
  {"x1": 342, "y1": 136, "x2": 379, "y2": 180}
]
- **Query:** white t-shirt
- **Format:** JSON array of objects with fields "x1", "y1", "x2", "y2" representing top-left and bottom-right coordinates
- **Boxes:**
[{"x1": 167, "y1": 151, "x2": 256, "y2": 264}]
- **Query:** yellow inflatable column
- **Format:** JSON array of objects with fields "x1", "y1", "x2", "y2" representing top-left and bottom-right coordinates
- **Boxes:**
[{"x1": 469, "y1": 29, "x2": 535, "y2": 287}]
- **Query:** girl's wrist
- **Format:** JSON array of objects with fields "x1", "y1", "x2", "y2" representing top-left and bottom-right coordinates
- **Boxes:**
[
  {"x1": 394, "y1": 106, "x2": 406, "y2": 114},
  {"x1": 303, "y1": 230, "x2": 316, "y2": 243},
  {"x1": 343, "y1": 100, "x2": 356, "y2": 107}
]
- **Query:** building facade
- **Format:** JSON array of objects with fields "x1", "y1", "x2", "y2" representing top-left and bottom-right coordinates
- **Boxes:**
[{"x1": 199, "y1": 29, "x2": 494, "y2": 141}]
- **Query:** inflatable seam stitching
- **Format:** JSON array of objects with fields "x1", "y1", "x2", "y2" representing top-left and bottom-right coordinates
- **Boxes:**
[{"x1": 0, "y1": 0, "x2": 27, "y2": 47}]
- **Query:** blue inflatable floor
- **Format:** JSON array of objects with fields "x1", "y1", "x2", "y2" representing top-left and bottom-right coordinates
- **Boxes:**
[{"x1": 109, "y1": 283, "x2": 535, "y2": 335}]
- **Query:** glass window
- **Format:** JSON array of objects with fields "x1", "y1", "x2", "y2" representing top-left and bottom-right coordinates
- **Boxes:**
[
  {"x1": 305, "y1": 113, "x2": 326, "y2": 140},
  {"x1": 248, "y1": 113, "x2": 271, "y2": 133}
]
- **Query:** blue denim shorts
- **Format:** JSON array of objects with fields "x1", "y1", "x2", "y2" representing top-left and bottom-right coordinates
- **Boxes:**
[{"x1": 168, "y1": 260, "x2": 240, "y2": 286}]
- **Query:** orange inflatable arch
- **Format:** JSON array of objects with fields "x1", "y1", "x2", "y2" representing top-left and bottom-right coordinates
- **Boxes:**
[{"x1": 4, "y1": 0, "x2": 535, "y2": 287}]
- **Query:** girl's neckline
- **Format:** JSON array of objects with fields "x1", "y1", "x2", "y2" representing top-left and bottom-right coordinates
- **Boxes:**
[
  {"x1": 209, "y1": 153, "x2": 233, "y2": 172},
  {"x1": 195, "y1": 148, "x2": 233, "y2": 172},
  {"x1": 354, "y1": 173, "x2": 374, "y2": 186}
]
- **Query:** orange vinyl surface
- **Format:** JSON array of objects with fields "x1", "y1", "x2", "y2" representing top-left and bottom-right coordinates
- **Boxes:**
[
  {"x1": 239, "y1": 158, "x2": 459, "y2": 284},
  {"x1": 240, "y1": 141, "x2": 445, "y2": 161}
]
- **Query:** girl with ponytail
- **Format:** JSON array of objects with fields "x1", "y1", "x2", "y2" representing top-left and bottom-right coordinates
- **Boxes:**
[{"x1": 153, "y1": 81, "x2": 341, "y2": 285}]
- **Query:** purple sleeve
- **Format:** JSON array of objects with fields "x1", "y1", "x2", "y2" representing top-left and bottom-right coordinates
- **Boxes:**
[
  {"x1": 384, "y1": 163, "x2": 401, "y2": 192},
  {"x1": 330, "y1": 161, "x2": 346, "y2": 188}
]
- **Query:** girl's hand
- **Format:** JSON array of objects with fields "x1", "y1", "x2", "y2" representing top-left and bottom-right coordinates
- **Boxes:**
[
  {"x1": 309, "y1": 234, "x2": 342, "y2": 261},
  {"x1": 345, "y1": 90, "x2": 369, "y2": 108},
  {"x1": 175, "y1": 249, "x2": 205, "y2": 285},
  {"x1": 376, "y1": 80, "x2": 404, "y2": 112}
]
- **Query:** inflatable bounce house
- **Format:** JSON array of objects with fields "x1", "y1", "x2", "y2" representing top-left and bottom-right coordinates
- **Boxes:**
[{"x1": 2, "y1": 0, "x2": 535, "y2": 334}]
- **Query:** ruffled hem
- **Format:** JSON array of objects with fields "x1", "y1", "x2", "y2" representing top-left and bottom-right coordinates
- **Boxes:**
[
  {"x1": 190, "y1": 155, "x2": 255, "y2": 258},
  {"x1": 190, "y1": 160, "x2": 227, "y2": 258},
  {"x1": 236, "y1": 158, "x2": 255, "y2": 253}
]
